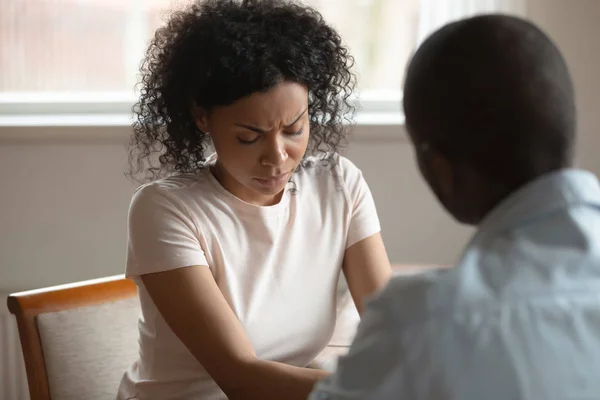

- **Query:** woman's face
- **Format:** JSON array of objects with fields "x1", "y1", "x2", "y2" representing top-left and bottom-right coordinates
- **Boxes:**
[{"x1": 195, "y1": 81, "x2": 310, "y2": 206}]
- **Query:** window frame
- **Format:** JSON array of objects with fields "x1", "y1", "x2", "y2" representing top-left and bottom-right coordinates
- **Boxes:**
[
  {"x1": 0, "y1": 0, "x2": 409, "y2": 136},
  {"x1": 0, "y1": 90, "x2": 405, "y2": 138}
]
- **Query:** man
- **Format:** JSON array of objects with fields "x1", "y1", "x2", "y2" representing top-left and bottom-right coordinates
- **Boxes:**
[{"x1": 310, "y1": 14, "x2": 600, "y2": 400}]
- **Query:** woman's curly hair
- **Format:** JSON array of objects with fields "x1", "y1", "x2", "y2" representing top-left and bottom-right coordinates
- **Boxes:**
[{"x1": 128, "y1": 0, "x2": 357, "y2": 182}]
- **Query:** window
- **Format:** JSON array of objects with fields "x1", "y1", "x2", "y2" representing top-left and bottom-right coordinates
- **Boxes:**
[{"x1": 0, "y1": 0, "x2": 526, "y2": 123}]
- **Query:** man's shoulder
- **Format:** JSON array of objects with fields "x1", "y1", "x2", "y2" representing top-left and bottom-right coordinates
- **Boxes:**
[{"x1": 371, "y1": 268, "x2": 457, "y2": 324}]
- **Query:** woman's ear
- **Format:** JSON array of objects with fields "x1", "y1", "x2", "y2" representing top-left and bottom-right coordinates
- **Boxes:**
[{"x1": 192, "y1": 105, "x2": 210, "y2": 133}]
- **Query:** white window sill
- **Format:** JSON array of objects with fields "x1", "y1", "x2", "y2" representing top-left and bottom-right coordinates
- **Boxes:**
[
  {"x1": 0, "y1": 110, "x2": 404, "y2": 126},
  {"x1": 0, "y1": 91, "x2": 408, "y2": 141},
  {"x1": 0, "y1": 114, "x2": 135, "y2": 127},
  {"x1": 0, "y1": 112, "x2": 407, "y2": 142}
]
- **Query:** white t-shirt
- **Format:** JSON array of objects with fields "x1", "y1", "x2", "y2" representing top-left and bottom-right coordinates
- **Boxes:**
[{"x1": 117, "y1": 155, "x2": 381, "y2": 400}]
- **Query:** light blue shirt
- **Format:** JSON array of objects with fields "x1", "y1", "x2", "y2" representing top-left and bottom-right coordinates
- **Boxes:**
[{"x1": 310, "y1": 169, "x2": 600, "y2": 400}]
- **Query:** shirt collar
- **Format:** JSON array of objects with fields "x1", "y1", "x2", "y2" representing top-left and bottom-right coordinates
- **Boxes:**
[{"x1": 477, "y1": 169, "x2": 600, "y2": 235}]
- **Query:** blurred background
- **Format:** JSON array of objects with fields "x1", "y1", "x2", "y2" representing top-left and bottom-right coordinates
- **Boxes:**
[
  {"x1": 0, "y1": 0, "x2": 418, "y2": 95},
  {"x1": 1, "y1": 1, "x2": 600, "y2": 398}
]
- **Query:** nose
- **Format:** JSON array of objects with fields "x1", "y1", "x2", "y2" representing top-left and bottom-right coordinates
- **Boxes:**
[{"x1": 260, "y1": 135, "x2": 288, "y2": 167}]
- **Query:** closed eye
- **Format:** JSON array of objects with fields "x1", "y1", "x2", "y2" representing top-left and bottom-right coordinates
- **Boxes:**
[
  {"x1": 237, "y1": 135, "x2": 260, "y2": 145},
  {"x1": 238, "y1": 127, "x2": 304, "y2": 145},
  {"x1": 285, "y1": 127, "x2": 304, "y2": 136}
]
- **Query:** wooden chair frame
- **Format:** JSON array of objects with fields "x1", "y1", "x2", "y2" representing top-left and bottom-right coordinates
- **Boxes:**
[{"x1": 7, "y1": 275, "x2": 137, "y2": 400}]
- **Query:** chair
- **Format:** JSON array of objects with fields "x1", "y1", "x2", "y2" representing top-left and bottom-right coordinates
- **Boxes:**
[{"x1": 7, "y1": 275, "x2": 140, "y2": 400}]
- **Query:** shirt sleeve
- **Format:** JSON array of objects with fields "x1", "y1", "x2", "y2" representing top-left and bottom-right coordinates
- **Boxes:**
[
  {"x1": 309, "y1": 295, "x2": 401, "y2": 400},
  {"x1": 339, "y1": 157, "x2": 381, "y2": 248},
  {"x1": 126, "y1": 183, "x2": 208, "y2": 277}
]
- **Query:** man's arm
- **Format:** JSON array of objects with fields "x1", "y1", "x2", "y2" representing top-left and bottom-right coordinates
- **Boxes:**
[{"x1": 309, "y1": 296, "x2": 399, "y2": 399}]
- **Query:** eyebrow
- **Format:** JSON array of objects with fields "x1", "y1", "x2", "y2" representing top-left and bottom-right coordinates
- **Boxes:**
[{"x1": 235, "y1": 108, "x2": 308, "y2": 134}]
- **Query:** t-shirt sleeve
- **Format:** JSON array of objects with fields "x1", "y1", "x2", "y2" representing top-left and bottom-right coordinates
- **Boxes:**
[
  {"x1": 126, "y1": 183, "x2": 208, "y2": 277},
  {"x1": 340, "y1": 156, "x2": 382, "y2": 249}
]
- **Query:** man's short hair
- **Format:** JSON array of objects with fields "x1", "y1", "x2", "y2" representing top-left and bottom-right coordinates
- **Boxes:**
[{"x1": 404, "y1": 14, "x2": 576, "y2": 188}]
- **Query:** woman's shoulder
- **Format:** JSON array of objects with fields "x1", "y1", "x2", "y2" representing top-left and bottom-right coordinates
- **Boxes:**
[
  {"x1": 130, "y1": 171, "x2": 212, "y2": 209},
  {"x1": 335, "y1": 154, "x2": 364, "y2": 181},
  {"x1": 297, "y1": 154, "x2": 365, "y2": 191}
]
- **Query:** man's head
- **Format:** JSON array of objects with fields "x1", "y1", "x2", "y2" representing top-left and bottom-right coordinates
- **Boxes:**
[{"x1": 403, "y1": 14, "x2": 576, "y2": 225}]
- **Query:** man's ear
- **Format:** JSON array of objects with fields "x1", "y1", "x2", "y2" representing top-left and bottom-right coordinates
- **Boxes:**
[
  {"x1": 420, "y1": 147, "x2": 455, "y2": 202},
  {"x1": 192, "y1": 105, "x2": 210, "y2": 133}
]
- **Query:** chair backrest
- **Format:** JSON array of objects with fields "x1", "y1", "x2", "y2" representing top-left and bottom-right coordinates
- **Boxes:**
[{"x1": 7, "y1": 275, "x2": 140, "y2": 400}]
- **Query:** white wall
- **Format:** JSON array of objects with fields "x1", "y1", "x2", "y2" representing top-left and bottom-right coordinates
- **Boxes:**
[
  {"x1": 1, "y1": 0, "x2": 599, "y2": 292},
  {"x1": 529, "y1": 0, "x2": 600, "y2": 175}
]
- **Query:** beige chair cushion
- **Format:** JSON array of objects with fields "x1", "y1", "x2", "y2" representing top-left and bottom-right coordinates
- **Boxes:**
[{"x1": 36, "y1": 296, "x2": 140, "y2": 400}]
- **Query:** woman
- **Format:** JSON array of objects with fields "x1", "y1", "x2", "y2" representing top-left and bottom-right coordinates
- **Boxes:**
[{"x1": 118, "y1": 0, "x2": 392, "y2": 399}]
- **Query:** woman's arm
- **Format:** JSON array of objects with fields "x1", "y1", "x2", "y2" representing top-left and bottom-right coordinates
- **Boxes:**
[
  {"x1": 342, "y1": 232, "x2": 392, "y2": 315},
  {"x1": 141, "y1": 266, "x2": 328, "y2": 400}
]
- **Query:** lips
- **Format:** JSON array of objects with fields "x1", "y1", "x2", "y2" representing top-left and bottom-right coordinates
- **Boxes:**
[
  {"x1": 257, "y1": 172, "x2": 287, "y2": 181},
  {"x1": 253, "y1": 172, "x2": 290, "y2": 188}
]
